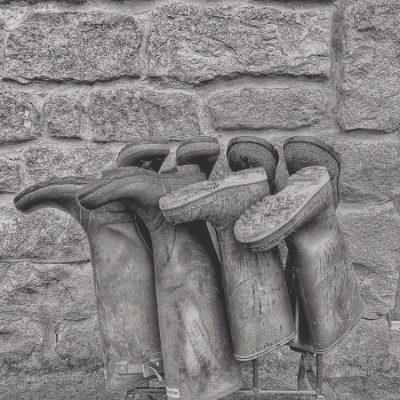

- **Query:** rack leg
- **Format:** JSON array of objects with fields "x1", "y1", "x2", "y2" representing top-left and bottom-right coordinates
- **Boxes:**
[
  {"x1": 297, "y1": 353, "x2": 307, "y2": 390},
  {"x1": 316, "y1": 354, "x2": 323, "y2": 394},
  {"x1": 253, "y1": 358, "x2": 259, "y2": 389}
]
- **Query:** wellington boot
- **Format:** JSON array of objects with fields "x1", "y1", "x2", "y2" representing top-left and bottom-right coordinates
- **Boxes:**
[
  {"x1": 160, "y1": 168, "x2": 295, "y2": 361},
  {"x1": 14, "y1": 177, "x2": 162, "y2": 394},
  {"x1": 175, "y1": 136, "x2": 221, "y2": 257},
  {"x1": 77, "y1": 165, "x2": 241, "y2": 400},
  {"x1": 283, "y1": 136, "x2": 363, "y2": 352},
  {"x1": 234, "y1": 166, "x2": 364, "y2": 353},
  {"x1": 176, "y1": 136, "x2": 220, "y2": 178},
  {"x1": 227, "y1": 136, "x2": 279, "y2": 194}
]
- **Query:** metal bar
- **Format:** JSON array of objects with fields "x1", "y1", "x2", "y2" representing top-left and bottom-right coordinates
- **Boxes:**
[
  {"x1": 316, "y1": 354, "x2": 323, "y2": 393},
  {"x1": 297, "y1": 353, "x2": 307, "y2": 390},
  {"x1": 131, "y1": 387, "x2": 320, "y2": 398},
  {"x1": 253, "y1": 358, "x2": 259, "y2": 389}
]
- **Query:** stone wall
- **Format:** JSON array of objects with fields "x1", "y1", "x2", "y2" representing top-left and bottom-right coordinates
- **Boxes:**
[{"x1": 1, "y1": 0, "x2": 400, "y2": 399}]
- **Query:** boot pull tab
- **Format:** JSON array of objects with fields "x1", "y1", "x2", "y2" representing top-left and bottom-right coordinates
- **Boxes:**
[{"x1": 142, "y1": 358, "x2": 164, "y2": 382}]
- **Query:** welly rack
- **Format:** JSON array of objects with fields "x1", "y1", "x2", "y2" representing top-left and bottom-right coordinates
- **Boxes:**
[{"x1": 126, "y1": 352, "x2": 325, "y2": 400}]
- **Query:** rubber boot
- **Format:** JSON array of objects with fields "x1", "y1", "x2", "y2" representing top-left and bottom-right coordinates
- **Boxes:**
[
  {"x1": 234, "y1": 166, "x2": 364, "y2": 353},
  {"x1": 13, "y1": 144, "x2": 171, "y2": 394},
  {"x1": 116, "y1": 140, "x2": 171, "y2": 252},
  {"x1": 227, "y1": 136, "x2": 279, "y2": 194},
  {"x1": 176, "y1": 136, "x2": 220, "y2": 178},
  {"x1": 176, "y1": 136, "x2": 221, "y2": 258},
  {"x1": 282, "y1": 136, "x2": 363, "y2": 353},
  {"x1": 77, "y1": 165, "x2": 241, "y2": 400},
  {"x1": 160, "y1": 167, "x2": 295, "y2": 361},
  {"x1": 14, "y1": 178, "x2": 162, "y2": 394}
]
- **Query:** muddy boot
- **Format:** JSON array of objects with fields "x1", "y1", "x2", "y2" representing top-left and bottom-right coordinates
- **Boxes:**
[
  {"x1": 234, "y1": 166, "x2": 364, "y2": 353},
  {"x1": 77, "y1": 165, "x2": 241, "y2": 400},
  {"x1": 13, "y1": 144, "x2": 171, "y2": 394},
  {"x1": 116, "y1": 140, "x2": 171, "y2": 251},
  {"x1": 283, "y1": 136, "x2": 363, "y2": 353},
  {"x1": 160, "y1": 168, "x2": 295, "y2": 361},
  {"x1": 227, "y1": 136, "x2": 279, "y2": 194},
  {"x1": 14, "y1": 178, "x2": 162, "y2": 394},
  {"x1": 176, "y1": 136, "x2": 221, "y2": 257},
  {"x1": 176, "y1": 136, "x2": 220, "y2": 178}
]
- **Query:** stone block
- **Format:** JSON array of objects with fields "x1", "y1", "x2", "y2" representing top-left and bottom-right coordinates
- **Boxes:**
[
  {"x1": 23, "y1": 141, "x2": 120, "y2": 185},
  {"x1": 0, "y1": 371, "x2": 123, "y2": 400},
  {"x1": 338, "y1": 0, "x2": 400, "y2": 132},
  {"x1": 324, "y1": 317, "x2": 392, "y2": 377},
  {"x1": 0, "y1": 261, "x2": 96, "y2": 373},
  {"x1": 88, "y1": 88, "x2": 201, "y2": 142},
  {"x1": 0, "y1": 261, "x2": 95, "y2": 320},
  {"x1": 0, "y1": 90, "x2": 41, "y2": 144},
  {"x1": 4, "y1": 12, "x2": 142, "y2": 82},
  {"x1": 338, "y1": 202, "x2": 400, "y2": 319},
  {"x1": 207, "y1": 85, "x2": 330, "y2": 130},
  {"x1": 55, "y1": 317, "x2": 102, "y2": 368},
  {"x1": 0, "y1": 154, "x2": 21, "y2": 192},
  {"x1": 0, "y1": 197, "x2": 89, "y2": 262},
  {"x1": 147, "y1": 4, "x2": 332, "y2": 83},
  {"x1": 42, "y1": 94, "x2": 84, "y2": 138}
]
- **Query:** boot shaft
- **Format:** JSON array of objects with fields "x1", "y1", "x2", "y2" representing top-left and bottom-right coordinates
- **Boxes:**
[
  {"x1": 14, "y1": 177, "x2": 162, "y2": 392},
  {"x1": 77, "y1": 165, "x2": 242, "y2": 400}
]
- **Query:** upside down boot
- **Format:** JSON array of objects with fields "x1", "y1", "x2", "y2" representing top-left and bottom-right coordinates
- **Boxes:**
[
  {"x1": 160, "y1": 168, "x2": 295, "y2": 361},
  {"x1": 235, "y1": 166, "x2": 364, "y2": 353},
  {"x1": 14, "y1": 177, "x2": 162, "y2": 394},
  {"x1": 77, "y1": 166, "x2": 241, "y2": 400},
  {"x1": 176, "y1": 136, "x2": 221, "y2": 257},
  {"x1": 283, "y1": 136, "x2": 363, "y2": 353}
]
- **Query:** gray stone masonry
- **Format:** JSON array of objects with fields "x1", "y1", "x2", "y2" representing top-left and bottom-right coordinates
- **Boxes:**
[{"x1": 1, "y1": 0, "x2": 400, "y2": 399}]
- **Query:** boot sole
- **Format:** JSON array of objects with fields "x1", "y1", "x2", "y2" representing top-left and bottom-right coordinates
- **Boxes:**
[
  {"x1": 117, "y1": 142, "x2": 171, "y2": 167},
  {"x1": 160, "y1": 168, "x2": 268, "y2": 223},
  {"x1": 14, "y1": 176, "x2": 90, "y2": 212},
  {"x1": 227, "y1": 135, "x2": 279, "y2": 165},
  {"x1": 234, "y1": 167, "x2": 331, "y2": 252},
  {"x1": 284, "y1": 136, "x2": 341, "y2": 205},
  {"x1": 77, "y1": 167, "x2": 204, "y2": 209}
]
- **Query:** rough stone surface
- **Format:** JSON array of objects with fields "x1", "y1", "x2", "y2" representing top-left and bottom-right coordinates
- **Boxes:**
[
  {"x1": 338, "y1": 0, "x2": 400, "y2": 132},
  {"x1": 0, "y1": 90, "x2": 41, "y2": 144},
  {"x1": 0, "y1": 371, "x2": 123, "y2": 400},
  {"x1": 42, "y1": 95, "x2": 84, "y2": 138},
  {"x1": 0, "y1": 154, "x2": 21, "y2": 192},
  {"x1": 324, "y1": 134, "x2": 400, "y2": 203},
  {"x1": 4, "y1": 12, "x2": 142, "y2": 82},
  {"x1": 147, "y1": 4, "x2": 332, "y2": 83},
  {"x1": 88, "y1": 88, "x2": 201, "y2": 142},
  {"x1": 55, "y1": 317, "x2": 102, "y2": 369},
  {"x1": 23, "y1": 141, "x2": 121, "y2": 185},
  {"x1": 207, "y1": 85, "x2": 330, "y2": 130},
  {"x1": 0, "y1": 198, "x2": 89, "y2": 262},
  {"x1": 324, "y1": 318, "x2": 394, "y2": 375},
  {"x1": 338, "y1": 203, "x2": 400, "y2": 319},
  {"x1": 0, "y1": 18, "x2": 4, "y2": 69},
  {"x1": 0, "y1": 261, "x2": 97, "y2": 374}
]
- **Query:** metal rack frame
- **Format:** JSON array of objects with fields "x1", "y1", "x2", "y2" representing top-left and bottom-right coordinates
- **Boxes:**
[{"x1": 126, "y1": 352, "x2": 325, "y2": 400}]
